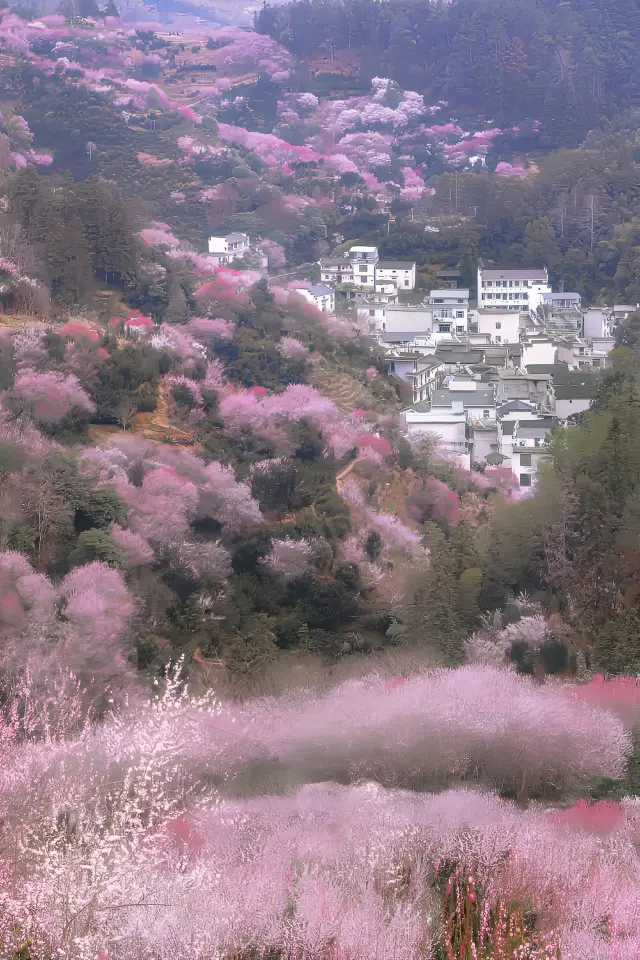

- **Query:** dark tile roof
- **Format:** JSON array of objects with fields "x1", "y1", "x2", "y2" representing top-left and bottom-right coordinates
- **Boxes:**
[
  {"x1": 377, "y1": 260, "x2": 416, "y2": 270},
  {"x1": 525, "y1": 363, "x2": 570, "y2": 376},
  {"x1": 432, "y1": 387, "x2": 495, "y2": 408},
  {"x1": 307, "y1": 284, "x2": 335, "y2": 296},
  {"x1": 480, "y1": 267, "x2": 547, "y2": 280},
  {"x1": 555, "y1": 378, "x2": 599, "y2": 400},
  {"x1": 498, "y1": 400, "x2": 536, "y2": 414}
]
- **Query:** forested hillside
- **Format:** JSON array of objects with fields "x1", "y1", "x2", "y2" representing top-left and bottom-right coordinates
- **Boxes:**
[{"x1": 257, "y1": 0, "x2": 640, "y2": 144}]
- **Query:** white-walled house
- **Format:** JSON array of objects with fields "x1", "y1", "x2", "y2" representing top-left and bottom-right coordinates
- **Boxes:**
[
  {"x1": 425, "y1": 289, "x2": 469, "y2": 334},
  {"x1": 509, "y1": 416, "x2": 557, "y2": 489},
  {"x1": 358, "y1": 299, "x2": 388, "y2": 333},
  {"x1": 583, "y1": 308, "x2": 614, "y2": 340},
  {"x1": 471, "y1": 309, "x2": 522, "y2": 344},
  {"x1": 432, "y1": 380, "x2": 497, "y2": 425},
  {"x1": 554, "y1": 379, "x2": 596, "y2": 420},
  {"x1": 375, "y1": 260, "x2": 417, "y2": 291},
  {"x1": 520, "y1": 335, "x2": 557, "y2": 368},
  {"x1": 348, "y1": 245, "x2": 379, "y2": 288},
  {"x1": 293, "y1": 284, "x2": 335, "y2": 313},
  {"x1": 207, "y1": 232, "x2": 250, "y2": 263},
  {"x1": 477, "y1": 266, "x2": 551, "y2": 312},
  {"x1": 385, "y1": 352, "x2": 444, "y2": 404},
  {"x1": 319, "y1": 257, "x2": 355, "y2": 286},
  {"x1": 403, "y1": 403, "x2": 470, "y2": 469},
  {"x1": 382, "y1": 303, "x2": 433, "y2": 335},
  {"x1": 542, "y1": 292, "x2": 581, "y2": 309}
]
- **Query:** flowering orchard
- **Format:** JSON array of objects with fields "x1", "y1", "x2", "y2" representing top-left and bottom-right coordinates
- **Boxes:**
[{"x1": 0, "y1": 661, "x2": 636, "y2": 959}]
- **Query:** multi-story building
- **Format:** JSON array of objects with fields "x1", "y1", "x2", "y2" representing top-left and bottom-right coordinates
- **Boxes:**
[
  {"x1": 477, "y1": 266, "x2": 551, "y2": 312},
  {"x1": 542, "y1": 291, "x2": 581, "y2": 310},
  {"x1": 375, "y1": 260, "x2": 417, "y2": 291},
  {"x1": 348, "y1": 245, "x2": 379, "y2": 288},
  {"x1": 384, "y1": 350, "x2": 444, "y2": 404},
  {"x1": 403, "y1": 403, "x2": 471, "y2": 469},
  {"x1": 292, "y1": 284, "x2": 335, "y2": 313},
  {"x1": 470, "y1": 308, "x2": 523, "y2": 344},
  {"x1": 319, "y1": 247, "x2": 417, "y2": 294},
  {"x1": 424, "y1": 288, "x2": 469, "y2": 334},
  {"x1": 381, "y1": 303, "x2": 433, "y2": 335},
  {"x1": 207, "y1": 232, "x2": 251, "y2": 264},
  {"x1": 508, "y1": 416, "x2": 557, "y2": 489},
  {"x1": 318, "y1": 257, "x2": 355, "y2": 286}
]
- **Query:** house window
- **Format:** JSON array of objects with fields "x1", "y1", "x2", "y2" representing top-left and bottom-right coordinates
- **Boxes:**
[
  {"x1": 438, "y1": 323, "x2": 451, "y2": 333},
  {"x1": 495, "y1": 322, "x2": 501, "y2": 329},
  {"x1": 456, "y1": 325, "x2": 464, "y2": 333},
  {"x1": 369, "y1": 309, "x2": 375, "y2": 317},
  {"x1": 483, "y1": 409, "x2": 490, "y2": 418},
  {"x1": 359, "y1": 265, "x2": 367, "y2": 272},
  {"x1": 515, "y1": 280, "x2": 520, "y2": 287},
  {"x1": 520, "y1": 454, "x2": 532, "y2": 466},
  {"x1": 456, "y1": 311, "x2": 464, "y2": 318},
  {"x1": 458, "y1": 299, "x2": 464, "y2": 304},
  {"x1": 495, "y1": 336, "x2": 502, "y2": 342},
  {"x1": 509, "y1": 280, "x2": 513, "y2": 287},
  {"x1": 404, "y1": 279, "x2": 410, "y2": 286},
  {"x1": 520, "y1": 473, "x2": 532, "y2": 486},
  {"x1": 487, "y1": 281, "x2": 492, "y2": 287}
]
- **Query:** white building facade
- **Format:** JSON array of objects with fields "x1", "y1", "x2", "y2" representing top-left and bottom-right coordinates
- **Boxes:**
[
  {"x1": 472, "y1": 309, "x2": 522, "y2": 344},
  {"x1": 207, "y1": 232, "x2": 251, "y2": 264},
  {"x1": 348, "y1": 245, "x2": 379, "y2": 289},
  {"x1": 375, "y1": 260, "x2": 417, "y2": 291},
  {"x1": 425, "y1": 289, "x2": 469, "y2": 334},
  {"x1": 477, "y1": 266, "x2": 551, "y2": 312}
]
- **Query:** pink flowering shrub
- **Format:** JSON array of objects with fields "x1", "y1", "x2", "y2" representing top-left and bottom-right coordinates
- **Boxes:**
[
  {"x1": 357, "y1": 433, "x2": 391, "y2": 457},
  {"x1": 60, "y1": 561, "x2": 133, "y2": 642},
  {"x1": 340, "y1": 476, "x2": 365, "y2": 507},
  {"x1": 137, "y1": 152, "x2": 173, "y2": 169},
  {"x1": 219, "y1": 383, "x2": 359, "y2": 458},
  {"x1": 265, "y1": 665, "x2": 630, "y2": 792},
  {"x1": 406, "y1": 477, "x2": 461, "y2": 530},
  {"x1": 0, "y1": 659, "x2": 636, "y2": 959},
  {"x1": 400, "y1": 165, "x2": 426, "y2": 201},
  {"x1": 0, "y1": 550, "x2": 56, "y2": 639},
  {"x1": 12, "y1": 326, "x2": 47, "y2": 369},
  {"x1": 58, "y1": 321, "x2": 99, "y2": 342},
  {"x1": 109, "y1": 525, "x2": 154, "y2": 568},
  {"x1": 11, "y1": 368, "x2": 95, "y2": 424},
  {"x1": 278, "y1": 336, "x2": 309, "y2": 358},
  {"x1": 139, "y1": 226, "x2": 180, "y2": 248},
  {"x1": 364, "y1": 507, "x2": 425, "y2": 556},
  {"x1": 495, "y1": 161, "x2": 527, "y2": 177},
  {"x1": 187, "y1": 316, "x2": 234, "y2": 342},
  {"x1": 164, "y1": 538, "x2": 231, "y2": 584},
  {"x1": 549, "y1": 799, "x2": 625, "y2": 835},
  {"x1": 568, "y1": 674, "x2": 640, "y2": 728},
  {"x1": 262, "y1": 538, "x2": 316, "y2": 577},
  {"x1": 127, "y1": 467, "x2": 199, "y2": 544},
  {"x1": 260, "y1": 238, "x2": 287, "y2": 268},
  {"x1": 167, "y1": 376, "x2": 204, "y2": 408}
]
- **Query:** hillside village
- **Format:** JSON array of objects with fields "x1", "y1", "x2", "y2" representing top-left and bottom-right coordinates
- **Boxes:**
[
  {"x1": 313, "y1": 242, "x2": 624, "y2": 484},
  {"x1": 203, "y1": 227, "x2": 628, "y2": 488}
]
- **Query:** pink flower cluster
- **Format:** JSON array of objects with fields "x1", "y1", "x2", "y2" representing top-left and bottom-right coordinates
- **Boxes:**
[{"x1": 11, "y1": 368, "x2": 95, "y2": 424}]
